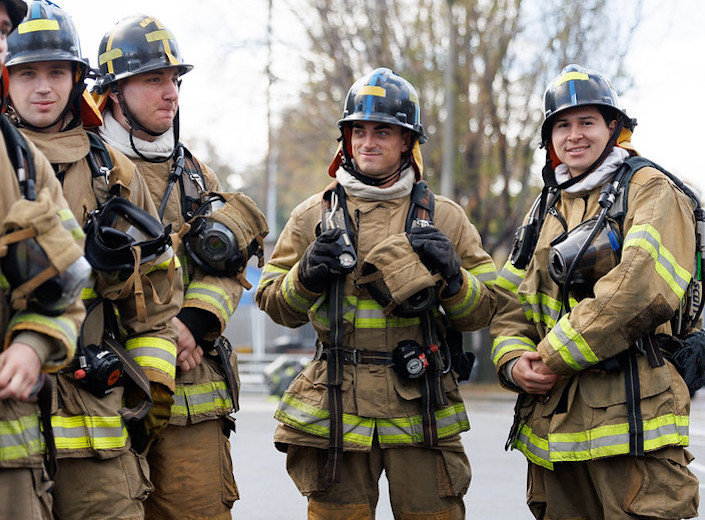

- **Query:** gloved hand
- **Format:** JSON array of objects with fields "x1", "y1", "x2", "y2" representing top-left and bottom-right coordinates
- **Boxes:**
[
  {"x1": 129, "y1": 382, "x2": 173, "y2": 454},
  {"x1": 407, "y1": 226, "x2": 463, "y2": 297},
  {"x1": 298, "y1": 228, "x2": 346, "y2": 293}
]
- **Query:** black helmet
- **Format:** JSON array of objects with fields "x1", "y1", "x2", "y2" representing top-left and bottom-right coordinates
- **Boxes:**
[
  {"x1": 1, "y1": 0, "x2": 27, "y2": 31},
  {"x1": 541, "y1": 64, "x2": 634, "y2": 147},
  {"x1": 6, "y1": 1, "x2": 88, "y2": 72},
  {"x1": 84, "y1": 197, "x2": 172, "y2": 277},
  {"x1": 93, "y1": 14, "x2": 193, "y2": 95},
  {"x1": 338, "y1": 67, "x2": 427, "y2": 144}
]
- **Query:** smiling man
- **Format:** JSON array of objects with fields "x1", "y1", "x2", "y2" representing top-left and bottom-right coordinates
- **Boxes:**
[
  {"x1": 257, "y1": 67, "x2": 497, "y2": 519},
  {"x1": 490, "y1": 64, "x2": 700, "y2": 519}
]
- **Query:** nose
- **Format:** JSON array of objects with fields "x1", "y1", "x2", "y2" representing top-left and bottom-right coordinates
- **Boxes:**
[
  {"x1": 163, "y1": 80, "x2": 179, "y2": 101},
  {"x1": 568, "y1": 125, "x2": 582, "y2": 141}
]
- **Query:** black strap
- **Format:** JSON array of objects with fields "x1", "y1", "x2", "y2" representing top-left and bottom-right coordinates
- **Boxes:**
[
  {"x1": 0, "y1": 115, "x2": 36, "y2": 200},
  {"x1": 37, "y1": 375, "x2": 57, "y2": 479},
  {"x1": 214, "y1": 336, "x2": 240, "y2": 413},
  {"x1": 326, "y1": 274, "x2": 346, "y2": 483},
  {"x1": 623, "y1": 346, "x2": 644, "y2": 457},
  {"x1": 99, "y1": 300, "x2": 153, "y2": 422}
]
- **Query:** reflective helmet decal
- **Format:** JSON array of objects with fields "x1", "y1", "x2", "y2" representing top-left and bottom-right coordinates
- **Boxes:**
[{"x1": 18, "y1": 18, "x2": 59, "y2": 34}]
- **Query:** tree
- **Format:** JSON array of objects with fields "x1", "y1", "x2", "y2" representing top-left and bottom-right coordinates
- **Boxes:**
[{"x1": 272, "y1": 0, "x2": 642, "y2": 259}]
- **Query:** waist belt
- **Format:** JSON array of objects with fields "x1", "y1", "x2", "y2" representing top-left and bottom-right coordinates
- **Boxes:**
[{"x1": 314, "y1": 342, "x2": 393, "y2": 366}]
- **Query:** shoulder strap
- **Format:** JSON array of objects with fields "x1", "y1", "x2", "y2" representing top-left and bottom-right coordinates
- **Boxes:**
[
  {"x1": 177, "y1": 145, "x2": 207, "y2": 221},
  {"x1": 0, "y1": 115, "x2": 36, "y2": 200},
  {"x1": 406, "y1": 180, "x2": 435, "y2": 231},
  {"x1": 85, "y1": 131, "x2": 118, "y2": 205}
]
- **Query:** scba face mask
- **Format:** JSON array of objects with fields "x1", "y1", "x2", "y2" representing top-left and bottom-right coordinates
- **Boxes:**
[
  {"x1": 184, "y1": 192, "x2": 268, "y2": 289},
  {"x1": 0, "y1": 189, "x2": 90, "y2": 316},
  {"x1": 548, "y1": 216, "x2": 622, "y2": 292}
]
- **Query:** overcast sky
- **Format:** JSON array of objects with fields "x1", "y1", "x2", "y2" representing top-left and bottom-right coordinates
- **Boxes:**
[{"x1": 56, "y1": 0, "x2": 705, "y2": 194}]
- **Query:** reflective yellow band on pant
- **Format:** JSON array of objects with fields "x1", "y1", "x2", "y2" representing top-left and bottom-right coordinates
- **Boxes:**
[
  {"x1": 0, "y1": 413, "x2": 43, "y2": 462},
  {"x1": 275, "y1": 394, "x2": 469, "y2": 446},
  {"x1": 185, "y1": 281, "x2": 235, "y2": 322},
  {"x1": 491, "y1": 336, "x2": 536, "y2": 366},
  {"x1": 514, "y1": 413, "x2": 689, "y2": 470},
  {"x1": 171, "y1": 381, "x2": 233, "y2": 418},
  {"x1": 51, "y1": 414, "x2": 128, "y2": 451},
  {"x1": 125, "y1": 336, "x2": 177, "y2": 381}
]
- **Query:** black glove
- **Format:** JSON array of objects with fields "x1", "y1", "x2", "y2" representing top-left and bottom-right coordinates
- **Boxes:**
[
  {"x1": 298, "y1": 228, "x2": 346, "y2": 293},
  {"x1": 408, "y1": 226, "x2": 463, "y2": 297}
]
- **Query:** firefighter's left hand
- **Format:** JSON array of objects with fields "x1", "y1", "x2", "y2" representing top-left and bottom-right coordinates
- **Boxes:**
[
  {"x1": 173, "y1": 317, "x2": 204, "y2": 372},
  {"x1": 408, "y1": 226, "x2": 463, "y2": 296},
  {"x1": 0, "y1": 342, "x2": 42, "y2": 401}
]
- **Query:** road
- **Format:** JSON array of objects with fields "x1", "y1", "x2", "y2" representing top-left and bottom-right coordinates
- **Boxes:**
[{"x1": 230, "y1": 387, "x2": 705, "y2": 519}]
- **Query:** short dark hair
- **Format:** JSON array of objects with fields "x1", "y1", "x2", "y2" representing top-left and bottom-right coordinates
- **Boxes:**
[{"x1": 596, "y1": 105, "x2": 620, "y2": 127}]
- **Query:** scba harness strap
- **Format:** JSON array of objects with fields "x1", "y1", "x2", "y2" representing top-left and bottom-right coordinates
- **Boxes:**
[{"x1": 320, "y1": 180, "x2": 456, "y2": 482}]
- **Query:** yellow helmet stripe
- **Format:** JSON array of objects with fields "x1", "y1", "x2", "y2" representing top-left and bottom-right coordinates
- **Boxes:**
[
  {"x1": 556, "y1": 71, "x2": 589, "y2": 86},
  {"x1": 18, "y1": 19, "x2": 59, "y2": 34},
  {"x1": 100, "y1": 30, "x2": 119, "y2": 74},
  {"x1": 140, "y1": 16, "x2": 179, "y2": 66},
  {"x1": 358, "y1": 85, "x2": 386, "y2": 97}
]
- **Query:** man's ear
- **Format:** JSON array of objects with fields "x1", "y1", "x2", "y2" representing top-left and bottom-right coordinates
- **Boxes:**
[{"x1": 402, "y1": 130, "x2": 411, "y2": 153}]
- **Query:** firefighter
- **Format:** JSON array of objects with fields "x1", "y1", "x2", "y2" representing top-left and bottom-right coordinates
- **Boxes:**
[
  {"x1": 256, "y1": 67, "x2": 497, "y2": 519},
  {"x1": 490, "y1": 64, "x2": 700, "y2": 519},
  {"x1": 5, "y1": 2, "x2": 184, "y2": 518},
  {"x1": 92, "y1": 14, "x2": 266, "y2": 519},
  {"x1": 0, "y1": 1, "x2": 88, "y2": 518}
]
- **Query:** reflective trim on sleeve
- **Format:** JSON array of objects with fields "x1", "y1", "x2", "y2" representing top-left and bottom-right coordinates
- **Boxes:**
[
  {"x1": 469, "y1": 262, "x2": 497, "y2": 289},
  {"x1": 545, "y1": 314, "x2": 599, "y2": 371},
  {"x1": 124, "y1": 336, "x2": 177, "y2": 380},
  {"x1": 59, "y1": 208, "x2": 85, "y2": 240},
  {"x1": 495, "y1": 261, "x2": 525, "y2": 295},
  {"x1": 184, "y1": 281, "x2": 235, "y2": 321},
  {"x1": 444, "y1": 270, "x2": 482, "y2": 320},
  {"x1": 623, "y1": 224, "x2": 691, "y2": 300},
  {"x1": 491, "y1": 336, "x2": 537, "y2": 366},
  {"x1": 281, "y1": 266, "x2": 317, "y2": 315}
]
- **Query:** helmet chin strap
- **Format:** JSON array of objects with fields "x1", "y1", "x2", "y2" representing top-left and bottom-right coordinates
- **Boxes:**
[{"x1": 113, "y1": 84, "x2": 178, "y2": 163}]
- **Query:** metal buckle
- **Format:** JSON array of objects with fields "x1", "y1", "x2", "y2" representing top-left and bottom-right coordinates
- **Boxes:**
[{"x1": 342, "y1": 348, "x2": 360, "y2": 365}]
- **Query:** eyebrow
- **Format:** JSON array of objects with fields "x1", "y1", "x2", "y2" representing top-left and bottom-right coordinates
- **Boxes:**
[{"x1": 352, "y1": 123, "x2": 393, "y2": 130}]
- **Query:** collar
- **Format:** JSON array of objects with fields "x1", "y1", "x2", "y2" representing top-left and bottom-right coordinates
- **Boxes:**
[
  {"x1": 554, "y1": 146, "x2": 630, "y2": 195},
  {"x1": 98, "y1": 111, "x2": 174, "y2": 160},
  {"x1": 336, "y1": 166, "x2": 415, "y2": 201}
]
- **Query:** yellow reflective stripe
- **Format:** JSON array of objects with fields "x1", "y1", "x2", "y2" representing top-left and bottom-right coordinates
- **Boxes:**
[
  {"x1": 258, "y1": 263, "x2": 287, "y2": 289},
  {"x1": 147, "y1": 253, "x2": 180, "y2": 273},
  {"x1": 59, "y1": 208, "x2": 84, "y2": 240},
  {"x1": 18, "y1": 19, "x2": 59, "y2": 33},
  {"x1": 358, "y1": 85, "x2": 386, "y2": 97},
  {"x1": 514, "y1": 424, "x2": 553, "y2": 470},
  {"x1": 99, "y1": 47, "x2": 122, "y2": 67},
  {"x1": 469, "y1": 261, "x2": 497, "y2": 289},
  {"x1": 496, "y1": 261, "x2": 524, "y2": 295},
  {"x1": 0, "y1": 414, "x2": 43, "y2": 462},
  {"x1": 185, "y1": 281, "x2": 235, "y2": 319},
  {"x1": 0, "y1": 274, "x2": 9, "y2": 289},
  {"x1": 281, "y1": 267, "x2": 316, "y2": 314},
  {"x1": 51, "y1": 415, "x2": 128, "y2": 450},
  {"x1": 624, "y1": 224, "x2": 691, "y2": 300},
  {"x1": 171, "y1": 381, "x2": 232, "y2": 416},
  {"x1": 276, "y1": 394, "x2": 468, "y2": 446},
  {"x1": 445, "y1": 270, "x2": 482, "y2": 319},
  {"x1": 81, "y1": 287, "x2": 98, "y2": 300},
  {"x1": 9, "y1": 312, "x2": 78, "y2": 357},
  {"x1": 556, "y1": 71, "x2": 589, "y2": 85},
  {"x1": 491, "y1": 336, "x2": 536, "y2": 366},
  {"x1": 125, "y1": 337, "x2": 176, "y2": 379},
  {"x1": 546, "y1": 315, "x2": 598, "y2": 370}
]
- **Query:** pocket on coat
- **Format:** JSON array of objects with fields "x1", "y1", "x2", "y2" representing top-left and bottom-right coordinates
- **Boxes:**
[
  {"x1": 285, "y1": 444, "x2": 328, "y2": 497},
  {"x1": 623, "y1": 447, "x2": 699, "y2": 518},
  {"x1": 220, "y1": 419, "x2": 239, "y2": 508},
  {"x1": 125, "y1": 449, "x2": 154, "y2": 502}
]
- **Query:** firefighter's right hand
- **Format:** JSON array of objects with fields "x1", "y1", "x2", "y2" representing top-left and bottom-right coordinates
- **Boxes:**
[
  {"x1": 0, "y1": 342, "x2": 42, "y2": 401},
  {"x1": 298, "y1": 229, "x2": 345, "y2": 293}
]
